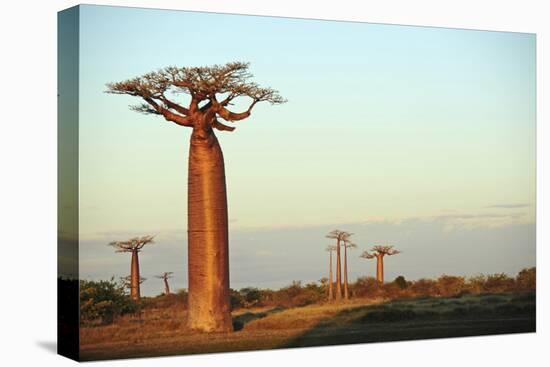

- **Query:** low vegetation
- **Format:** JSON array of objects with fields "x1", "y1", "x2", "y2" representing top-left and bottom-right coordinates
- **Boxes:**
[{"x1": 77, "y1": 267, "x2": 535, "y2": 360}]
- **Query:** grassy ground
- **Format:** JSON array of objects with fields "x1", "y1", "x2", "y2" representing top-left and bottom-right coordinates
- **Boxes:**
[{"x1": 79, "y1": 292, "x2": 535, "y2": 361}]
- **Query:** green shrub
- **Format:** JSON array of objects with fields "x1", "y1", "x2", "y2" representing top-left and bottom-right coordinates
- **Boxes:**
[{"x1": 80, "y1": 278, "x2": 138, "y2": 325}]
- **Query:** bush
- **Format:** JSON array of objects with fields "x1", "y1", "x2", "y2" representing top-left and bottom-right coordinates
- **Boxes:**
[
  {"x1": 409, "y1": 278, "x2": 437, "y2": 297},
  {"x1": 142, "y1": 291, "x2": 187, "y2": 310},
  {"x1": 394, "y1": 276, "x2": 408, "y2": 289},
  {"x1": 352, "y1": 277, "x2": 383, "y2": 298},
  {"x1": 516, "y1": 267, "x2": 536, "y2": 291},
  {"x1": 484, "y1": 273, "x2": 515, "y2": 293},
  {"x1": 436, "y1": 275, "x2": 465, "y2": 297},
  {"x1": 80, "y1": 278, "x2": 138, "y2": 325}
]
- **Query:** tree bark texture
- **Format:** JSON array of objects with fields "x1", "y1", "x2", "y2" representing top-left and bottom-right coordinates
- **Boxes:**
[
  {"x1": 376, "y1": 255, "x2": 384, "y2": 283},
  {"x1": 130, "y1": 250, "x2": 140, "y2": 302},
  {"x1": 335, "y1": 239, "x2": 342, "y2": 300},
  {"x1": 344, "y1": 245, "x2": 349, "y2": 300},
  {"x1": 187, "y1": 128, "x2": 233, "y2": 332},
  {"x1": 164, "y1": 278, "x2": 170, "y2": 295},
  {"x1": 328, "y1": 251, "x2": 333, "y2": 300}
]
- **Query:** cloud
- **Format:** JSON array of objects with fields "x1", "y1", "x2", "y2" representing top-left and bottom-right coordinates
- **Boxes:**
[
  {"x1": 486, "y1": 203, "x2": 530, "y2": 209},
  {"x1": 361, "y1": 211, "x2": 532, "y2": 231}
]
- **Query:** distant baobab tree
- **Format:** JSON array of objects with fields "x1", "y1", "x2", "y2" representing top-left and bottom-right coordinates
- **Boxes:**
[
  {"x1": 343, "y1": 239, "x2": 357, "y2": 300},
  {"x1": 326, "y1": 230, "x2": 352, "y2": 301},
  {"x1": 155, "y1": 272, "x2": 174, "y2": 295},
  {"x1": 325, "y1": 245, "x2": 337, "y2": 301},
  {"x1": 360, "y1": 245, "x2": 401, "y2": 283},
  {"x1": 107, "y1": 62, "x2": 286, "y2": 332},
  {"x1": 109, "y1": 235, "x2": 154, "y2": 302}
]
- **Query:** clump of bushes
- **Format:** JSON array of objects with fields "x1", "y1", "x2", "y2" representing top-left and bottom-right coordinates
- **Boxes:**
[
  {"x1": 80, "y1": 278, "x2": 138, "y2": 325},
  {"x1": 231, "y1": 281, "x2": 325, "y2": 310},
  {"x1": 350, "y1": 268, "x2": 535, "y2": 301}
]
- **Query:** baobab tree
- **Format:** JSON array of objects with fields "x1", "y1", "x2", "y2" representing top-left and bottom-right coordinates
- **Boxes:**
[
  {"x1": 360, "y1": 245, "x2": 401, "y2": 283},
  {"x1": 343, "y1": 239, "x2": 357, "y2": 300},
  {"x1": 326, "y1": 230, "x2": 352, "y2": 301},
  {"x1": 109, "y1": 235, "x2": 154, "y2": 302},
  {"x1": 107, "y1": 62, "x2": 285, "y2": 332},
  {"x1": 155, "y1": 272, "x2": 174, "y2": 295},
  {"x1": 325, "y1": 245, "x2": 337, "y2": 301}
]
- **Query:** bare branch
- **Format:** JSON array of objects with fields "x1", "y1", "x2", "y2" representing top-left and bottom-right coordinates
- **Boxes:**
[
  {"x1": 371, "y1": 245, "x2": 400, "y2": 256},
  {"x1": 120, "y1": 275, "x2": 146, "y2": 288},
  {"x1": 326, "y1": 230, "x2": 353, "y2": 243},
  {"x1": 107, "y1": 61, "x2": 286, "y2": 130},
  {"x1": 325, "y1": 245, "x2": 337, "y2": 252},
  {"x1": 155, "y1": 272, "x2": 174, "y2": 280},
  {"x1": 212, "y1": 118, "x2": 236, "y2": 132},
  {"x1": 360, "y1": 250, "x2": 376, "y2": 259}
]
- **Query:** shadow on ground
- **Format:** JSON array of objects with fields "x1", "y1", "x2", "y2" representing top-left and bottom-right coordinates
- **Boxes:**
[
  {"x1": 233, "y1": 306, "x2": 286, "y2": 331},
  {"x1": 282, "y1": 293, "x2": 536, "y2": 348}
]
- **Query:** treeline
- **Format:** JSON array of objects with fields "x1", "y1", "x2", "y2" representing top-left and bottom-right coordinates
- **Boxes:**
[
  {"x1": 76, "y1": 267, "x2": 535, "y2": 325},
  {"x1": 230, "y1": 267, "x2": 535, "y2": 310}
]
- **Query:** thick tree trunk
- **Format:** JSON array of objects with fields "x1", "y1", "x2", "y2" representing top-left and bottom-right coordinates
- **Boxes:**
[
  {"x1": 344, "y1": 245, "x2": 349, "y2": 300},
  {"x1": 376, "y1": 255, "x2": 384, "y2": 283},
  {"x1": 187, "y1": 128, "x2": 233, "y2": 332},
  {"x1": 328, "y1": 251, "x2": 333, "y2": 300},
  {"x1": 335, "y1": 239, "x2": 342, "y2": 300},
  {"x1": 130, "y1": 250, "x2": 140, "y2": 302},
  {"x1": 164, "y1": 278, "x2": 170, "y2": 295}
]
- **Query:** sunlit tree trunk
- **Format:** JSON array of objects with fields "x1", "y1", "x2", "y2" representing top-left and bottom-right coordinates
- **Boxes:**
[
  {"x1": 328, "y1": 250, "x2": 334, "y2": 300},
  {"x1": 130, "y1": 250, "x2": 140, "y2": 302},
  {"x1": 164, "y1": 278, "x2": 170, "y2": 295},
  {"x1": 376, "y1": 255, "x2": 384, "y2": 283},
  {"x1": 187, "y1": 127, "x2": 232, "y2": 332},
  {"x1": 335, "y1": 239, "x2": 342, "y2": 300},
  {"x1": 344, "y1": 244, "x2": 349, "y2": 300}
]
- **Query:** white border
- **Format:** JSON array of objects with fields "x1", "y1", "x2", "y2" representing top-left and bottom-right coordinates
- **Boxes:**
[{"x1": 0, "y1": 1, "x2": 547, "y2": 366}]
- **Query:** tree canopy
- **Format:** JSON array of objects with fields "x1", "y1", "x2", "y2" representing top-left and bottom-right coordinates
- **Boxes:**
[
  {"x1": 326, "y1": 230, "x2": 353, "y2": 243},
  {"x1": 361, "y1": 245, "x2": 401, "y2": 259},
  {"x1": 109, "y1": 235, "x2": 155, "y2": 253},
  {"x1": 106, "y1": 61, "x2": 286, "y2": 132},
  {"x1": 155, "y1": 272, "x2": 174, "y2": 280}
]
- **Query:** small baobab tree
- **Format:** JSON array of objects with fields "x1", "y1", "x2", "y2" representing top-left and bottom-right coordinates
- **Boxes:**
[
  {"x1": 109, "y1": 235, "x2": 154, "y2": 302},
  {"x1": 343, "y1": 239, "x2": 357, "y2": 300},
  {"x1": 360, "y1": 245, "x2": 401, "y2": 283},
  {"x1": 155, "y1": 272, "x2": 174, "y2": 295},
  {"x1": 107, "y1": 62, "x2": 285, "y2": 332},
  {"x1": 325, "y1": 245, "x2": 337, "y2": 301},
  {"x1": 326, "y1": 230, "x2": 352, "y2": 301}
]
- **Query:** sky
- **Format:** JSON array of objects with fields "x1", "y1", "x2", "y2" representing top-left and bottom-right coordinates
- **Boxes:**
[{"x1": 67, "y1": 5, "x2": 535, "y2": 296}]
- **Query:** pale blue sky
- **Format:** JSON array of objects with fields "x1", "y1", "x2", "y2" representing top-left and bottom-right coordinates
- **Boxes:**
[{"x1": 74, "y1": 5, "x2": 535, "y2": 295}]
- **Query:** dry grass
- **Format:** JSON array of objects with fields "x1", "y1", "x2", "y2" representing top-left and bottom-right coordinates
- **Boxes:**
[{"x1": 79, "y1": 293, "x2": 534, "y2": 361}]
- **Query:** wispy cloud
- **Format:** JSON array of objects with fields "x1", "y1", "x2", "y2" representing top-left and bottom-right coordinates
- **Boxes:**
[
  {"x1": 486, "y1": 203, "x2": 530, "y2": 209},
  {"x1": 363, "y1": 211, "x2": 532, "y2": 231}
]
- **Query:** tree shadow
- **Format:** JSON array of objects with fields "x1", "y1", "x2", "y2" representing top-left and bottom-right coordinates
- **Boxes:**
[
  {"x1": 232, "y1": 306, "x2": 286, "y2": 331},
  {"x1": 281, "y1": 295, "x2": 536, "y2": 348}
]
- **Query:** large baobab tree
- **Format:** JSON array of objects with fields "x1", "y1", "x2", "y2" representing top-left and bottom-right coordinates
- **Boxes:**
[
  {"x1": 107, "y1": 62, "x2": 285, "y2": 332},
  {"x1": 360, "y1": 245, "x2": 401, "y2": 283},
  {"x1": 109, "y1": 235, "x2": 154, "y2": 302},
  {"x1": 326, "y1": 230, "x2": 352, "y2": 301},
  {"x1": 155, "y1": 272, "x2": 174, "y2": 295},
  {"x1": 343, "y1": 239, "x2": 357, "y2": 300},
  {"x1": 325, "y1": 245, "x2": 337, "y2": 301}
]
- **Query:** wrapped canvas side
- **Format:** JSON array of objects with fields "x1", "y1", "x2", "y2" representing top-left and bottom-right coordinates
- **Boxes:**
[{"x1": 57, "y1": 5, "x2": 80, "y2": 361}]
